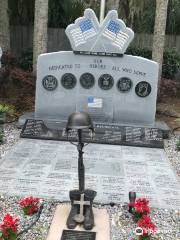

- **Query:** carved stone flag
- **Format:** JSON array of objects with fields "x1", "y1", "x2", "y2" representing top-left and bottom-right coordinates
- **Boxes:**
[
  {"x1": 65, "y1": 9, "x2": 134, "y2": 55},
  {"x1": 66, "y1": 9, "x2": 99, "y2": 52}
]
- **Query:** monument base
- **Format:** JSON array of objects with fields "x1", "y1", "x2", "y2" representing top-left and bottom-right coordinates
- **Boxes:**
[
  {"x1": 17, "y1": 112, "x2": 170, "y2": 139},
  {"x1": 46, "y1": 204, "x2": 110, "y2": 240}
]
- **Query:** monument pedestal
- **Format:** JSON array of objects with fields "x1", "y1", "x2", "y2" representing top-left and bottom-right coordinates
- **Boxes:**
[
  {"x1": 46, "y1": 204, "x2": 110, "y2": 240},
  {"x1": 18, "y1": 112, "x2": 170, "y2": 139}
]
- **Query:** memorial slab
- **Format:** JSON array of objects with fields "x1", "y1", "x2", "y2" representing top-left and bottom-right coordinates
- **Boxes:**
[
  {"x1": 0, "y1": 139, "x2": 179, "y2": 209},
  {"x1": 20, "y1": 119, "x2": 164, "y2": 148}
]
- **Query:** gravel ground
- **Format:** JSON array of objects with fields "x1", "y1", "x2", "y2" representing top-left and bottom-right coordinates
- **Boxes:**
[
  {"x1": 164, "y1": 133, "x2": 180, "y2": 177},
  {"x1": 0, "y1": 123, "x2": 179, "y2": 240}
]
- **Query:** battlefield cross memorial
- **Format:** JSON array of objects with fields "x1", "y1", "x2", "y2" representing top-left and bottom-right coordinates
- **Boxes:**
[{"x1": 1, "y1": 7, "x2": 179, "y2": 240}]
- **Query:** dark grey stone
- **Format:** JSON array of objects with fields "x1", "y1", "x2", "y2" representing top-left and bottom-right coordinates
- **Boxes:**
[
  {"x1": 21, "y1": 119, "x2": 164, "y2": 148},
  {"x1": 61, "y1": 73, "x2": 77, "y2": 89},
  {"x1": 18, "y1": 112, "x2": 171, "y2": 139},
  {"x1": 42, "y1": 75, "x2": 58, "y2": 91},
  {"x1": 117, "y1": 77, "x2": 132, "y2": 92},
  {"x1": 135, "y1": 81, "x2": 151, "y2": 97},
  {"x1": 61, "y1": 230, "x2": 96, "y2": 240},
  {"x1": 80, "y1": 73, "x2": 95, "y2": 89}
]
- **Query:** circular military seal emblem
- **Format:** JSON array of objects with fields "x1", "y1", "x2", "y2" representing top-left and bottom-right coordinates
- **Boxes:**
[
  {"x1": 42, "y1": 75, "x2": 58, "y2": 91},
  {"x1": 135, "y1": 81, "x2": 151, "y2": 97},
  {"x1": 61, "y1": 73, "x2": 77, "y2": 89},
  {"x1": 98, "y1": 74, "x2": 114, "y2": 90},
  {"x1": 80, "y1": 73, "x2": 95, "y2": 89},
  {"x1": 117, "y1": 77, "x2": 132, "y2": 92}
]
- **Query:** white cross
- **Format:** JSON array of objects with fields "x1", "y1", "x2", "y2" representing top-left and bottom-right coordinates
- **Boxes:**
[{"x1": 73, "y1": 193, "x2": 90, "y2": 223}]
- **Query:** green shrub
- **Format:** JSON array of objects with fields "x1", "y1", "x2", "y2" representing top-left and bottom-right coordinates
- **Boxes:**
[
  {"x1": 0, "y1": 104, "x2": 11, "y2": 113},
  {"x1": 0, "y1": 104, "x2": 16, "y2": 123},
  {"x1": 176, "y1": 137, "x2": 180, "y2": 151},
  {"x1": 0, "y1": 52, "x2": 35, "y2": 94},
  {"x1": 127, "y1": 47, "x2": 152, "y2": 59},
  {"x1": 127, "y1": 47, "x2": 180, "y2": 80},
  {"x1": 19, "y1": 50, "x2": 33, "y2": 71},
  {"x1": 0, "y1": 129, "x2": 4, "y2": 144},
  {"x1": 162, "y1": 49, "x2": 180, "y2": 80}
]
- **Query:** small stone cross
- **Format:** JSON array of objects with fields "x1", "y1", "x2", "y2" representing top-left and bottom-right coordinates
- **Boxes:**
[{"x1": 73, "y1": 193, "x2": 90, "y2": 223}]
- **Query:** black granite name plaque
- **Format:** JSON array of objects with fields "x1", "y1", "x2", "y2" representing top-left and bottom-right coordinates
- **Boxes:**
[
  {"x1": 21, "y1": 119, "x2": 164, "y2": 148},
  {"x1": 61, "y1": 230, "x2": 96, "y2": 240}
]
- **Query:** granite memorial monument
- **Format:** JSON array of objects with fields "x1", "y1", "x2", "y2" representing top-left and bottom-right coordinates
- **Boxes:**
[
  {"x1": 35, "y1": 9, "x2": 159, "y2": 126},
  {"x1": 21, "y1": 9, "x2": 165, "y2": 149}
]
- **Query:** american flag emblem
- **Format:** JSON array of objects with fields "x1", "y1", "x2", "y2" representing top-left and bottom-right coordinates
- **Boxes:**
[
  {"x1": 103, "y1": 20, "x2": 129, "y2": 49},
  {"x1": 70, "y1": 19, "x2": 97, "y2": 47},
  {"x1": 88, "y1": 97, "x2": 102, "y2": 108}
]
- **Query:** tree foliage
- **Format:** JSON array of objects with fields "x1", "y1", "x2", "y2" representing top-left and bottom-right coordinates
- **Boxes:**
[
  {"x1": 7, "y1": 0, "x2": 180, "y2": 34},
  {"x1": 48, "y1": 0, "x2": 86, "y2": 28},
  {"x1": 120, "y1": 0, "x2": 180, "y2": 34},
  {"x1": 166, "y1": 0, "x2": 180, "y2": 34},
  {"x1": 118, "y1": 0, "x2": 146, "y2": 27},
  {"x1": 132, "y1": 0, "x2": 156, "y2": 33},
  {"x1": 9, "y1": 0, "x2": 35, "y2": 25}
]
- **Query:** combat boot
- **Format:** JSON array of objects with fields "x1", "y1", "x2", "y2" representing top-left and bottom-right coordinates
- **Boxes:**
[
  {"x1": 66, "y1": 190, "x2": 80, "y2": 229},
  {"x1": 83, "y1": 189, "x2": 96, "y2": 230}
]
